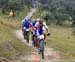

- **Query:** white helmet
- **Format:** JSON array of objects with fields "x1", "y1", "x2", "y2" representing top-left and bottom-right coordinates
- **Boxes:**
[{"x1": 36, "y1": 18, "x2": 41, "y2": 21}]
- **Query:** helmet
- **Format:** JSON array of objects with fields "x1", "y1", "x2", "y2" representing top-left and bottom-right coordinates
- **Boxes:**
[
  {"x1": 39, "y1": 18, "x2": 43, "y2": 24},
  {"x1": 36, "y1": 18, "x2": 41, "y2": 21}
]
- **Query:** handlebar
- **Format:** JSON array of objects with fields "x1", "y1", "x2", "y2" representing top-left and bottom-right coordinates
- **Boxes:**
[{"x1": 46, "y1": 33, "x2": 51, "y2": 36}]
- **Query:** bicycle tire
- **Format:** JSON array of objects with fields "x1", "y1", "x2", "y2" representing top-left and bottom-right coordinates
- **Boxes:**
[{"x1": 40, "y1": 39, "x2": 45, "y2": 59}]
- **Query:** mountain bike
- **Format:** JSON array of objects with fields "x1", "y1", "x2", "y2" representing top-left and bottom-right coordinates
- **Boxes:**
[
  {"x1": 23, "y1": 27, "x2": 30, "y2": 43},
  {"x1": 38, "y1": 35, "x2": 45, "y2": 59}
]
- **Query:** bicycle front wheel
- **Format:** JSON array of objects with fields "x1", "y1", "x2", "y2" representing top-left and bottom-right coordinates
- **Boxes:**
[{"x1": 40, "y1": 39, "x2": 45, "y2": 59}]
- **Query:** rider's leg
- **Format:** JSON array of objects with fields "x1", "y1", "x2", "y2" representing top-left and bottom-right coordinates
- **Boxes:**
[
  {"x1": 33, "y1": 35, "x2": 36, "y2": 47},
  {"x1": 32, "y1": 35, "x2": 34, "y2": 45},
  {"x1": 23, "y1": 30, "x2": 26, "y2": 39},
  {"x1": 44, "y1": 34, "x2": 46, "y2": 45},
  {"x1": 26, "y1": 31, "x2": 30, "y2": 43}
]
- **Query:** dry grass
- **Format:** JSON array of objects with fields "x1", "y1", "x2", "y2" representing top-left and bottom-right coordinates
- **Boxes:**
[
  {"x1": 0, "y1": 8, "x2": 33, "y2": 60},
  {"x1": 47, "y1": 25, "x2": 75, "y2": 60}
]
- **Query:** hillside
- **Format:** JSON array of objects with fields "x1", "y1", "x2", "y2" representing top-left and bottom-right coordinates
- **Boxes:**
[{"x1": 0, "y1": 8, "x2": 33, "y2": 62}]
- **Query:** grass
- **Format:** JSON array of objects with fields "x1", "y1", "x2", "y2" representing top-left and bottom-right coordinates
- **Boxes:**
[
  {"x1": 47, "y1": 25, "x2": 75, "y2": 60},
  {"x1": 33, "y1": 11, "x2": 75, "y2": 61},
  {"x1": 0, "y1": 8, "x2": 33, "y2": 60},
  {"x1": 1, "y1": 8, "x2": 75, "y2": 62}
]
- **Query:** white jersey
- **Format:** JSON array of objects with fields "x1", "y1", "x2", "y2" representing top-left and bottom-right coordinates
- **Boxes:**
[
  {"x1": 36, "y1": 26, "x2": 46, "y2": 36},
  {"x1": 35, "y1": 22, "x2": 48, "y2": 29}
]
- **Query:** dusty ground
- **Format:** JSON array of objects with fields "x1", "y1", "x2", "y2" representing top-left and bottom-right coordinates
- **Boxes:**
[{"x1": 15, "y1": 30, "x2": 60, "y2": 62}]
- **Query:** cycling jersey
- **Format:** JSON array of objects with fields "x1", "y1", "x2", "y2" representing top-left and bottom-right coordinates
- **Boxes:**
[
  {"x1": 36, "y1": 26, "x2": 46, "y2": 36},
  {"x1": 22, "y1": 19, "x2": 31, "y2": 31},
  {"x1": 35, "y1": 22, "x2": 48, "y2": 29},
  {"x1": 32, "y1": 20, "x2": 37, "y2": 26}
]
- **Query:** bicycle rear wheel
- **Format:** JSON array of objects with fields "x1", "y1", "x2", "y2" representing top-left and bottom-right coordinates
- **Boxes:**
[{"x1": 24, "y1": 31, "x2": 30, "y2": 43}]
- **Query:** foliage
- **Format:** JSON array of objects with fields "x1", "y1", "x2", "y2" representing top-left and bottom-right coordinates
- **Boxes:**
[
  {"x1": 0, "y1": 8, "x2": 32, "y2": 59},
  {"x1": 38, "y1": 0, "x2": 75, "y2": 25},
  {"x1": 0, "y1": 0, "x2": 32, "y2": 14}
]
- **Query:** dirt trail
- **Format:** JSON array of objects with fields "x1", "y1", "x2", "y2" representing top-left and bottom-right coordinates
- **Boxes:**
[
  {"x1": 15, "y1": 8, "x2": 61, "y2": 62},
  {"x1": 15, "y1": 30, "x2": 60, "y2": 62}
]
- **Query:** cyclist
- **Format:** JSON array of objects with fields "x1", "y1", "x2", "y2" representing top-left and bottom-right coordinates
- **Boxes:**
[
  {"x1": 21, "y1": 16, "x2": 32, "y2": 43},
  {"x1": 34, "y1": 18, "x2": 50, "y2": 44},
  {"x1": 35, "y1": 18, "x2": 49, "y2": 34},
  {"x1": 35, "y1": 19, "x2": 46, "y2": 54},
  {"x1": 31, "y1": 18, "x2": 38, "y2": 47}
]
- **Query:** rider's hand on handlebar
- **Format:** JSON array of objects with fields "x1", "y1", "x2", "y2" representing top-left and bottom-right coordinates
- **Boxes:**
[{"x1": 47, "y1": 32, "x2": 51, "y2": 36}]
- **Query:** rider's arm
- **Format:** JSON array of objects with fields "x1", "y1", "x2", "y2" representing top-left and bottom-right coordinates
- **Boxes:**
[
  {"x1": 43, "y1": 22, "x2": 48, "y2": 33},
  {"x1": 34, "y1": 22, "x2": 39, "y2": 28},
  {"x1": 29, "y1": 22, "x2": 34, "y2": 32},
  {"x1": 29, "y1": 22, "x2": 33, "y2": 28},
  {"x1": 42, "y1": 27, "x2": 46, "y2": 40}
]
